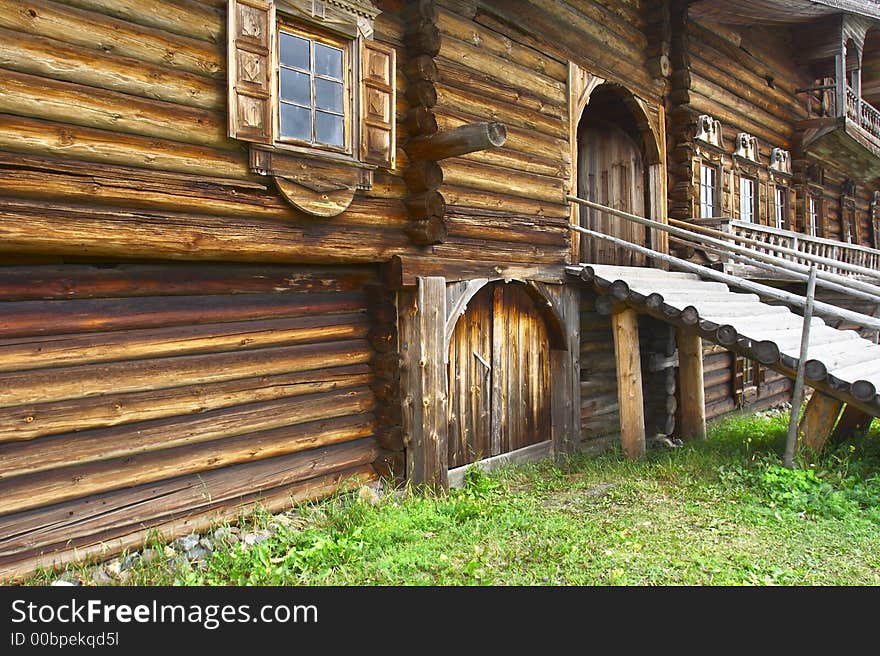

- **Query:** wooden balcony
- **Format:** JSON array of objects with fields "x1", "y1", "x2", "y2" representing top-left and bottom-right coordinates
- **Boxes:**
[
  {"x1": 797, "y1": 81, "x2": 880, "y2": 179},
  {"x1": 691, "y1": 217, "x2": 880, "y2": 282}
]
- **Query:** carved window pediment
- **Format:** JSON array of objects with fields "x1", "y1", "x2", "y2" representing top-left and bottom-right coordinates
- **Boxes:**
[
  {"x1": 695, "y1": 114, "x2": 723, "y2": 148},
  {"x1": 733, "y1": 132, "x2": 759, "y2": 163},
  {"x1": 769, "y1": 148, "x2": 791, "y2": 175},
  {"x1": 227, "y1": 0, "x2": 395, "y2": 217}
]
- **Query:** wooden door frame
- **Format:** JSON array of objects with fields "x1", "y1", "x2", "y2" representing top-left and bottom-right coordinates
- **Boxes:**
[
  {"x1": 568, "y1": 63, "x2": 668, "y2": 263},
  {"x1": 401, "y1": 277, "x2": 580, "y2": 489}
]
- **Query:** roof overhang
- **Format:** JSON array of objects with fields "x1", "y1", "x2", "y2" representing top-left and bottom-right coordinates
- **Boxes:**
[{"x1": 688, "y1": 0, "x2": 880, "y2": 25}]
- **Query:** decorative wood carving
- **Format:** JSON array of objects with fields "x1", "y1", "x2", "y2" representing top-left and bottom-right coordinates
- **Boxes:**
[
  {"x1": 770, "y1": 148, "x2": 791, "y2": 174},
  {"x1": 734, "y1": 132, "x2": 759, "y2": 162},
  {"x1": 695, "y1": 114, "x2": 722, "y2": 148}
]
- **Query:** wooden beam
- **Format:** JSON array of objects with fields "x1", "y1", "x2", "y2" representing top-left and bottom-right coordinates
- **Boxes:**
[
  {"x1": 830, "y1": 404, "x2": 874, "y2": 444},
  {"x1": 677, "y1": 329, "x2": 706, "y2": 440},
  {"x1": 611, "y1": 308, "x2": 645, "y2": 459},
  {"x1": 401, "y1": 276, "x2": 448, "y2": 489},
  {"x1": 797, "y1": 391, "x2": 844, "y2": 454},
  {"x1": 404, "y1": 122, "x2": 507, "y2": 161}
]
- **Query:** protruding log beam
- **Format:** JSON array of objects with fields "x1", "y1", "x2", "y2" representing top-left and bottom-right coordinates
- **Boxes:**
[
  {"x1": 716, "y1": 324, "x2": 738, "y2": 346},
  {"x1": 405, "y1": 80, "x2": 438, "y2": 107},
  {"x1": 611, "y1": 308, "x2": 645, "y2": 459},
  {"x1": 405, "y1": 54, "x2": 440, "y2": 82},
  {"x1": 404, "y1": 122, "x2": 507, "y2": 161},
  {"x1": 403, "y1": 23, "x2": 441, "y2": 57},
  {"x1": 677, "y1": 329, "x2": 706, "y2": 440},
  {"x1": 797, "y1": 391, "x2": 844, "y2": 455}
]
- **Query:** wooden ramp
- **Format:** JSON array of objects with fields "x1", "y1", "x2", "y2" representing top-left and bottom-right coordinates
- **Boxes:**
[{"x1": 567, "y1": 263, "x2": 880, "y2": 442}]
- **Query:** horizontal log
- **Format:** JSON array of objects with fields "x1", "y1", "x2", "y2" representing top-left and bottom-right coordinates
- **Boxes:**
[
  {"x1": 58, "y1": 0, "x2": 223, "y2": 43},
  {"x1": 387, "y1": 254, "x2": 564, "y2": 287},
  {"x1": 0, "y1": 338, "x2": 373, "y2": 408},
  {"x1": 0, "y1": 26, "x2": 221, "y2": 109},
  {"x1": 0, "y1": 67, "x2": 229, "y2": 148},
  {"x1": 405, "y1": 79, "x2": 438, "y2": 107},
  {"x1": 0, "y1": 198, "x2": 411, "y2": 263},
  {"x1": 0, "y1": 113, "x2": 247, "y2": 179},
  {"x1": 0, "y1": 439, "x2": 377, "y2": 571},
  {"x1": 438, "y1": 34, "x2": 566, "y2": 105},
  {"x1": 705, "y1": 396, "x2": 736, "y2": 420},
  {"x1": 436, "y1": 108, "x2": 569, "y2": 165},
  {"x1": 431, "y1": 239, "x2": 567, "y2": 265},
  {"x1": 0, "y1": 364, "x2": 371, "y2": 443},
  {"x1": 0, "y1": 411, "x2": 376, "y2": 516},
  {"x1": 0, "y1": 261, "x2": 376, "y2": 300},
  {"x1": 403, "y1": 22, "x2": 441, "y2": 57},
  {"x1": 441, "y1": 184, "x2": 570, "y2": 218},
  {"x1": 433, "y1": 81, "x2": 566, "y2": 140},
  {"x1": 0, "y1": 387, "x2": 375, "y2": 479},
  {"x1": 444, "y1": 210, "x2": 568, "y2": 246},
  {"x1": 0, "y1": 312, "x2": 369, "y2": 373},
  {"x1": 405, "y1": 53, "x2": 439, "y2": 82},
  {"x1": 0, "y1": 0, "x2": 223, "y2": 78},
  {"x1": 1, "y1": 462, "x2": 375, "y2": 581},
  {"x1": 441, "y1": 158, "x2": 565, "y2": 204},
  {"x1": 0, "y1": 291, "x2": 365, "y2": 338},
  {"x1": 404, "y1": 190, "x2": 446, "y2": 219},
  {"x1": 404, "y1": 106, "x2": 438, "y2": 136},
  {"x1": 436, "y1": 7, "x2": 567, "y2": 82}
]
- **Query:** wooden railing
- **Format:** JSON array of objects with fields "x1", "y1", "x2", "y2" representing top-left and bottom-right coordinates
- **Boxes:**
[
  {"x1": 798, "y1": 80, "x2": 880, "y2": 141},
  {"x1": 693, "y1": 218, "x2": 880, "y2": 276}
]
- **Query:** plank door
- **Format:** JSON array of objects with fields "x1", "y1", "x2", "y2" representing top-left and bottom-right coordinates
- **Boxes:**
[
  {"x1": 447, "y1": 282, "x2": 551, "y2": 467},
  {"x1": 578, "y1": 121, "x2": 647, "y2": 265}
]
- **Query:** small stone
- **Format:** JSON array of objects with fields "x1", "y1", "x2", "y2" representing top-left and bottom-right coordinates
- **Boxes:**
[
  {"x1": 173, "y1": 534, "x2": 200, "y2": 552},
  {"x1": 51, "y1": 577, "x2": 79, "y2": 587},
  {"x1": 242, "y1": 530, "x2": 271, "y2": 546},
  {"x1": 89, "y1": 567, "x2": 114, "y2": 586},
  {"x1": 186, "y1": 545, "x2": 211, "y2": 562},
  {"x1": 121, "y1": 554, "x2": 139, "y2": 570},
  {"x1": 140, "y1": 549, "x2": 160, "y2": 565},
  {"x1": 117, "y1": 570, "x2": 133, "y2": 584},
  {"x1": 198, "y1": 537, "x2": 214, "y2": 551},
  {"x1": 212, "y1": 527, "x2": 240, "y2": 546},
  {"x1": 104, "y1": 559, "x2": 123, "y2": 578},
  {"x1": 357, "y1": 485, "x2": 381, "y2": 505},
  {"x1": 54, "y1": 571, "x2": 81, "y2": 586}
]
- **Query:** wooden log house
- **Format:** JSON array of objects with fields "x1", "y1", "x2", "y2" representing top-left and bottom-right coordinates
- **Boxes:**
[{"x1": 0, "y1": 0, "x2": 878, "y2": 580}]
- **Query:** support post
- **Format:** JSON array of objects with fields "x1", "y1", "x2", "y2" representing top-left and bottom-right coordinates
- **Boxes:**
[
  {"x1": 401, "y1": 276, "x2": 448, "y2": 489},
  {"x1": 797, "y1": 391, "x2": 844, "y2": 455},
  {"x1": 551, "y1": 285, "x2": 581, "y2": 461},
  {"x1": 611, "y1": 307, "x2": 645, "y2": 459},
  {"x1": 785, "y1": 265, "x2": 817, "y2": 468},
  {"x1": 677, "y1": 329, "x2": 706, "y2": 440}
]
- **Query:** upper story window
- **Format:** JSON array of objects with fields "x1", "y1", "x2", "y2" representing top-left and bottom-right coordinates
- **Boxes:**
[
  {"x1": 739, "y1": 176, "x2": 756, "y2": 223},
  {"x1": 278, "y1": 28, "x2": 348, "y2": 149},
  {"x1": 700, "y1": 164, "x2": 717, "y2": 218},
  {"x1": 774, "y1": 186, "x2": 787, "y2": 230},
  {"x1": 227, "y1": 0, "x2": 394, "y2": 217},
  {"x1": 808, "y1": 195, "x2": 820, "y2": 236}
]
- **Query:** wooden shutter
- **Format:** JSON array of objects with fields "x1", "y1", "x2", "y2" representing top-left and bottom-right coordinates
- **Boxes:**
[
  {"x1": 758, "y1": 180, "x2": 769, "y2": 225},
  {"x1": 788, "y1": 188, "x2": 796, "y2": 231},
  {"x1": 359, "y1": 39, "x2": 396, "y2": 168},
  {"x1": 228, "y1": 0, "x2": 276, "y2": 144}
]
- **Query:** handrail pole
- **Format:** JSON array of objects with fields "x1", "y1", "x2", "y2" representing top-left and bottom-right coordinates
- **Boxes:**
[{"x1": 785, "y1": 265, "x2": 818, "y2": 469}]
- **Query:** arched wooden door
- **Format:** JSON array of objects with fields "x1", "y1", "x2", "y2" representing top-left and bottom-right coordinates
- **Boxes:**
[
  {"x1": 446, "y1": 282, "x2": 551, "y2": 468},
  {"x1": 577, "y1": 121, "x2": 647, "y2": 265}
]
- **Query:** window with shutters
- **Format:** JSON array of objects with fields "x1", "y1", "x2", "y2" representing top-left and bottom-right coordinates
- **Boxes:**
[
  {"x1": 700, "y1": 163, "x2": 718, "y2": 218},
  {"x1": 808, "y1": 194, "x2": 822, "y2": 237},
  {"x1": 227, "y1": 0, "x2": 394, "y2": 217},
  {"x1": 739, "y1": 176, "x2": 757, "y2": 223},
  {"x1": 774, "y1": 186, "x2": 788, "y2": 230}
]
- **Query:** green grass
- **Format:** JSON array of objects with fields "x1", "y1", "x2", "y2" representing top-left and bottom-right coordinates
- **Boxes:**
[{"x1": 28, "y1": 409, "x2": 880, "y2": 586}]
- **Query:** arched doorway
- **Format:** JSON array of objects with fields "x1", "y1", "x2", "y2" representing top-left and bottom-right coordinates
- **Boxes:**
[
  {"x1": 575, "y1": 83, "x2": 658, "y2": 265},
  {"x1": 446, "y1": 281, "x2": 556, "y2": 468}
]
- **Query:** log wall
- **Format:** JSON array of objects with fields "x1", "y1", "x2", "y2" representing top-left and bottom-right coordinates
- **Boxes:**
[{"x1": 0, "y1": 262, "x2": 380, "y2": 581}]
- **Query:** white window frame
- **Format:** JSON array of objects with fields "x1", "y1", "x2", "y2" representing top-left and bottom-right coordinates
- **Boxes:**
[
  {"x1": 739, "y1": 176, "x2": 756, "y2": 223},
  {"x1": 774, "y1": 186, "x2": 787, "y2": 230},
  {"x1": 808, "y1": 195, "x2": 819, "y2": 237},
  {"x1": 700, "y1": 163, "x2": 718, "y2": 219}
]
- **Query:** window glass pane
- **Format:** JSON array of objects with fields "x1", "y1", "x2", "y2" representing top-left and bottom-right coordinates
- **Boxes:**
[
  {"x1": 315, "y1": 43, "x2": 343, "y2": 79},
  {"x1": 279, "y1": 68, "x2": 310, "y2": 105},
  {"x1": 316, "y1": 111, "x2": 344, "y2": 146},
  {"x1": 279, "y1": 103, "x2": 311, "y2": 141},
  {"x1": 279, "y1": 32, "x2": 309, "y2": 70},
  {"x1": 315, "y1": 78, "x2": 344, "y2": 113}
]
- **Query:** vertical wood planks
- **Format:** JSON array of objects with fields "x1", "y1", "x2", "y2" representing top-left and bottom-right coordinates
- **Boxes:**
[
  {"x1": 678, "y1": 329, "x2": 707, "y2": 440},
  {"x1": 612, "y1": 307, "x2": 645, "y2": 458},
  {"x1": 797, "y1": 391, "x2": 844, "y2": 454},
  {"x1": 402, "y1": 275, "x2": 448, "y2": 488}
]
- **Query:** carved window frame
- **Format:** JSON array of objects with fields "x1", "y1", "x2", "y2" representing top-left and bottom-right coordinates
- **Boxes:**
[{"x1": 227, "y1": 0, "x2": 395, "y2": 217}]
